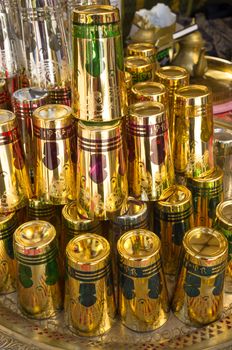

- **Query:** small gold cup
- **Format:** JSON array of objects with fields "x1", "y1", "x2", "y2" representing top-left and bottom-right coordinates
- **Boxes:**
[
  {"x1": 117, "y1": 229, "x2": 169, "y2": 331},
  {"x1": 172, "y1": 227, "x2": 228, "y2": 326},
  {"x1": 65, "y1": 233, "x2": 115, "y2": 336}
]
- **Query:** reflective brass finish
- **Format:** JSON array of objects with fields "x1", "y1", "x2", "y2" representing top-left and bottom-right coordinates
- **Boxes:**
[
  {"x1": 187, "y1": 168, "x2": 224, "y2": 227},
  {"x1": 124, "y1": 56, "x2": 154, "y2": 84},
  {"x1": 172, "y1": 227, "x2": 228, "y2": 326},
  {"x1": 76, "y1": 119, "x2": 128, "y2": 220},
  {"x1": 14, "y1": 220, "x2": 62, "y2": 319},
  {"x1": 155, "y1": 66, "x2": 189, "y2": 152},
  {"x1": 28, "y1": 199, "x2": 56, "y2": 224},
  {"x1": 131, "y1": 81, "x2": 167, "y2": 104},
  {"x1": 154, "y1": 185, "x2": 194, "y2": 275},
  {"x1": 125, "y1": 72, "x2": 133, "y2": 106},
  {"x1": 127, "y1": 43, "x2": 157, "y2": 63},
  {"x1": 72, "y1": 5, "x2": 127, "y2": 121},
  {"x1": 0, "y1": 212, "x2": 17, "y2": 294},
  {"x1": 0, "y1": 110, "x2": 32, "y2": 213},
  {"x1": 65, "y1": 234, "x2": 115, "y2": 336},
  {"x1": 0, "y1": 80, "x2": 10, "y2": 110},
  {"x1": 33, "y1": 104, "x2": 76, "y2": 204},
  {"x1": 174, "y1": 84, "x2": 214, "y2": 176},
  {"x1": 117, "y1": 229, "x2": 169, "y2": 331},
  {"x1": 127, "y1": 101, "x2": 174, "y2": 201},
  {"x1": 214, "y1": 200, "x2": 232, "y2": 293}
]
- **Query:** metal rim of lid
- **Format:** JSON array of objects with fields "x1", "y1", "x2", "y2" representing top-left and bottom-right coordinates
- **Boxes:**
[
  {"x1": 62, "y1": 202, "x2": 97, "y2": 229},
  {"x1": 72, "y1": 5, "x2": 119, "y2": 24},
  {"x1": 14, "y1": 220, "x2": 56, "y2": 250},
  {"x1": 117, "y1": 229, "x2": 160, "y2": 263},
  {"x1": 216, "y1": 200, "x2": 232, "y2": 227},
  {"x1": 0, "y1": 212, "x2": 16, "y2": 231},
  {"x1": 112, "y1": 197, "x2": 147, "y2": 225},
  {"x1": 78, "y1": 118, "x2": 121, "y2": 131},
  {"x1": 156, "y1": 65, "x2": 189, "y2": 80},
  {"x1": 187, "y1": 168, "x2": 223, "y2": 187},
  {"x1": 66, "y1": 233, "x2": 110, "y2": 266},
  {"x1": 214, "y1": 127, "x2": 232, "y2": 145},
  {"x1": 33, "y1": 104, "x2": 73, "y2": 121},
  {"x1": 12, "y1": 88, "x2": 48, "y2": 103},
  {"x1": 0, "y1": 110, "x2": 16, "y2": 125},
  {"x1": 157, "y1": 185, "x2": 192, "y2": 210},
  {"x1": 183, "y1": 226, "x2": 228, "y2": 262},
  {"x1": 131, "y1": 82, "x2": 166, "y2": 97},
  {"x1": 124, "y1": 56, "x2": 153, "y2": 73},
  {"x1": 127, "y1": 43, "x2": 157, "y2": 56},
  {"x1": 129, "y1": 100, "x2": 165, "y2": 119},
  {"x1": 175, "y1": 84, "x2": 211, "y2": 102}
]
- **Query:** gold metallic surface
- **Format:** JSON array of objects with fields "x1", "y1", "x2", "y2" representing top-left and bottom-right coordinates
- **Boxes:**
[
  {"x1": 127, "y1": 43, "x2": 157, "y2": 74},
  {"x1": 127, "y1": 101, "x2": 174, "y2": 201},
  {"x1": 0, "y1": 110, "x2": 32, "y2": 213},
  {"x1": 76, "y1": 119, "x2": 128, "y2": 220},
  {"x1": 172, "y1": 227, "x2": 228, "y2": 326},
  {"x1": 117, "y1": 229, "x2": 169, "y2": 331},
  {"x1": 174, "y1": 84, "x2": 214, "y2": 176},
  {"x1": 214, "y1": 200, "x2": 232, "y2": 293},
  {"x1": 0, "y1": 212, "x2": 17, "y2": 294},
  {"x1": 27, "y1": 199, "x2": 56, "y2": 226},
  {"x1": 154, "y1": 185, "x2": 194, "y2": 275},
  {"x1": 155, "y1": 66, "x2": 189, "y2": 153},
  {"x1": 33, "y1": 104, "x2": 76, "y2": 204},
  {"x1": 65, "y1": 234, "x2": 115, "y2": 336},
  {"x1": 125, "y1": 72, "x2": 133, "y2": 105},
  {"x1": 187, "y1": 168, "x2": 224, "y2": 227},
  {"x1": 14, "y1": 220, "x2": 62, "y2": 319},
  {"x1": 72, "y1": 5, "x2": 127, "y2": 121},
  {"x1": 124, "y1": 56, "x2": 154, "y2": 84},
  {"x1": 131, "y1": 81, "x2": 167, "y2": 104}
]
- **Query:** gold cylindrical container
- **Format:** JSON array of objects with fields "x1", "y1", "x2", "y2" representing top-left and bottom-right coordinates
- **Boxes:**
[
  {"x1": 127, "y1": 42, "x2": 157, "y2": 74},
  {"x1": 174, "y1": 85, "x2": 214, "y2": 177},
  {"x1": 214, "y1": 200, "x2": 232, "y2": 293},
  {"x1": 127, "y1": 101, "x2": 174, "y2": 201},
  {"x1": 118, "y1": 229, "x2": 169, "y2": 331},
  {"x1": 155, "y1": 66, "x2": 189, "y2": 151},
  {"x1": 125, "y1": 72, "x2": 133, "y2": 106},
  {"x1": 187, "y1": 168, "x2": 224, "y2": 227},
  {"x1": 27, "y1": 199, "x2": 56, "y2": 225},
  {"x1": 131, "y1": 81, "x2": 167, "y2": 104},
  {"x1": 172, "y1": 227, "x2": 228, "y2": 326},
  {"x1": 33, "y1": 104, "x2": 76, "y2": 204},
  {"x1": 72, "y1": 5, "x2": 127, "y2": 121},
  {"x1": 154, "y1": 185, "x2": 194, "y2": 275},
  {"x1": 14, "y1": 220, "x2": 62, "y2": 319},
  {"x1": 124, "y1": 56, "x2": 154, "y2": 84},
  {"x1": 0, "y1": 212, "x2": 17, "y2": 294},
  {"x1": 65, "y1": 234, "x2": 115, "y2": 336},
  {"x1": 0, "y1": 110, "x2": 32, "y2": 213},
  {"x1": 76, "y1": 119, "x2": 128, "y2": 220}
]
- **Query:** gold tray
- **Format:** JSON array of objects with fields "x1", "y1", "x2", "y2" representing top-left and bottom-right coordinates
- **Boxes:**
[{"x1": 1, "y1": 279, "x2": 232, "y2": 349}]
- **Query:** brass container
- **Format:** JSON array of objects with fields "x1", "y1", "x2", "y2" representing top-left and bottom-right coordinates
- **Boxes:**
[
  {"x1": 187, "y1": 168, "x2": 224, "y2": 227},
  {"x1": 125, "y1": 72, "x2": 133, "y2": 106},
  {"x1": 127, "y1": 42, "x2": 157, "y2": 74},
  {"x1": 14, "y1": 220, "x2": 62, "y2": 319},
  {"x1": 214, "y1": 200, "x2": 232, "y2": 293},
  {"x1": 27, "y1": 199, "x2": 56, "y2": 225},
  {"x1": 154, "y1": 185, "x2": 194, "y2": 275},
  {"x1": 127, "y1": 101, "x2": 174, "y2": 201},
  {"x1": 155, "y1": 66, "x2": 189, "y2": 152},
  {"x1": 0, "y1": 212, "x2": 18, "y2": 294},
  {"x1": 65, "y1": 234, "x2": 115, "y2": 336},
  {"x1": 48, "y1": 87, "x2": 71, "y2": 107},
  {"x1": 33, "y1": 104, "x2": 76, "y2": 204},
  {"x1": 172, "y1": 227, "x2": 228, "y2": 326},
  {"x1": 174, "y1": 84, "x2": 214, "y2": 177},
  {"x1": 124, "y1": 56, "x2": 154, "y2": 84},
  {"x1": 76, "y1": 119, "x2": 128, "y2": 220},
  {"x1": 131, "y1": 81, "x2": 167, "y2": 104},
  {"x1": 117, "y1": 229, "x2": 169, "y2": 331},
  {"x1": 0, "y1": 110, "x2": 32, "y2": 213},
  {"x1": 214, "y1": 126, "x2": 232, "y2": 199},
  {"x1": 72, "y1": 5, "x2": 127, "y2": 121},
  {"x1": 12, "y1": 88, "x2": 49, "y2": 182}
]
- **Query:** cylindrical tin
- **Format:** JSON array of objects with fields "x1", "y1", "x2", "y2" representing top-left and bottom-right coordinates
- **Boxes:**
[
  {"x1": 127, "y1": 101, "x2": 174, "y2": 201},
  {"x1": 155, "y1": 66, "x2": 189, "y2": 151},
  {"x1": 117, "y1": 229, "x2": 169, "y2": 331},
  {"x1": 174, "y1": 85, "x2": 214, "y2": 177},
  {"x1": 0, "y1": 110, "x2": 32, "y2": 213},
  {"x1": 187, "y1": 168, "x2": 224, "y2": 227},
  {"x1": 27, "y1": 199, "x2": 56, "y2": 225},
  {"x1": 214, "y1": 126, "x2": 232, "y2": 199},
  {"x1": 124, "y1": 56, "x2": 154, "y2": 84},
  {"x1": 131, "y1": 81, "x2": 167, "y2": 104},
  {"x1": 125, "y1": 72, "x2": 133, "y2": 106},
  {"x1": 172, "y1": 227, "x2": 228, "y2": 326},
  {"x1": 47, "y1": 87, "x2": 71, "y2": 107},
  {"x1": 12, "y1": 87, "x2": 49, "y2": 182},
  {"x1": 127, "y1": 42, "x2": 157, "y2": 75},
  {"x1": 154, "y1": 185, "x2": 194, "y2": 275},
  {"x1": 33, "y1": 104, "x2": 76, "y2": 204},
  {"x1": 65, "y1": 234, "x2": 115, "y2": 336},
  {"x1": 76, "y1": 119, "x2": 128, "y2": 220},
  {"x1": 214, "y1": 200, "x2": 232, "y2": 293},
  {"x1": 0, "y1": 212, "x2": 18, "y2": 294},
  {"x1": 72, "y1": 5, "x2": 127, "y2": 121},
  {"x1": 14, "y1": 220, "x2": 62, "y2": 319}
]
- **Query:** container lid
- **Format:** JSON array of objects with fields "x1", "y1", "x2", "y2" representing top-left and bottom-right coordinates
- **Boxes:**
[
  {"x1": 129, "y1": 101, "x2": 165, "y2": 119},
  {"x1": 214, "y1": 127, "x2": 232, "y2": 156},
  {"x1": 33, "y1": 104, "x2": 72, "y2": 121},
  {"x1": 183, "y1": 227, "x2": 228, "y2": 267},
  {"x1": 73, "y1": 5, "x2": 119, "y2": 24},
  {"x1": 127, "y1": 43, "x2": 157, "y2": 58},
  {"x1": 112, "y1": 198, "x2": 147, "y2": 226},
  {"x1": 216, "y1": 200, "x2": 232, "y2": 228},
  {"x1": 124, "y1": 56, "x2": 153, "y2": 73},
  {"x1": 0, "y1": 110, "x2": 15, "y2": 125},
  {"x1": 157, "y1": 185, "x2": 192, "y2": 213},
  {"x1": 131, "y1": 82, "x2": 166, "y2": 100},
  {"x1": 156, "y1": 66, "x2": 189, "y2": 82},
  {"x1": 187, "y1": 168, "x2": 223, "y2": 189},
  {"x1": 12, "y1": 88, "x2": 48, "y2": 104}
]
